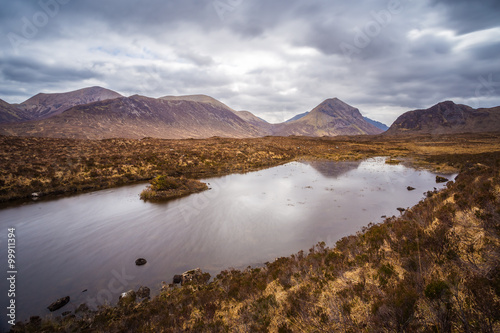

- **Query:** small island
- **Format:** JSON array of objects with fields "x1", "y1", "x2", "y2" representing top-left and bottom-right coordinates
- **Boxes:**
[{"x1": 140, "y1": 175, "x2": 208, "y2": 202}]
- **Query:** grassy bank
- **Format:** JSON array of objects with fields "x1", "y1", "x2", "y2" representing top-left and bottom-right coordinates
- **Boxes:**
[
  {"x1": 1, "y1": 133, "x2": 499, "y2": 204},
  {"x1": 6, "y1": 134, "x2": 500, "y2": 332}
]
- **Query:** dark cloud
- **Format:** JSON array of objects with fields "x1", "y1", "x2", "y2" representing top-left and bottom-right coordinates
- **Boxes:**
[
  {"x1": 0, "y1": 0, "x2": 499, "y2": 124},
  {"x1": 429, "y1": 0, "x2": 500, "y2": 34}
]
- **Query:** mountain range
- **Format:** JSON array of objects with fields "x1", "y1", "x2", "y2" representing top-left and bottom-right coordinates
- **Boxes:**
[
  {"x1": 0, "y1": 87, "x2": 382, "y2": 139},
  {"x1": 0, "y1": 87, "x2": 498, "y2": 139},
  {"x1": 385, "y1": 101, "x2": 500, "y2": 135}
]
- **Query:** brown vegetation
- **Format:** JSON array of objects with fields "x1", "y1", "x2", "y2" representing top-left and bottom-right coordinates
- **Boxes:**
[
  {"x1": 10, "y1": 148, "x2": 500, "y2": 332},
  {"x1": 140, "y1": 175, "x2": 208, "y2": 201},
  {"x1": 2, "y1": 133, "x2": 499, "y2": 205}
]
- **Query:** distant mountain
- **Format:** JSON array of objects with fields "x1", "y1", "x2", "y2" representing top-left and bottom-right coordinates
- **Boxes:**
[
  {"x1": 0, "y1": 88, "x2": 389, "y2": 139},
  {"x1": 235, "y1": 110, "x2": 273, "y2": 133},
  {"x1": 273, "y1": 98, "x2": 383, "y2": 136},
  {"x1": 385, "y1": 101, "x2": 500, "y2": 135},
  {"x1": 160, "y1": 94, "x2": 233, "y2": 112},
  {"x1": 0, "y1": 99, "x2": 31, "y2": 124},
  {"x1": 15, "y1": 86, "x2": 123, "y2": 121},
  {"x1": 0, "y1": 95, "x2": 267, "y2": 139},
  {"x1": 285, "y1": 112, "x2": 309, "y2": 123},
  {"x1": 363, "y1": 117, "x2": 388, "y2": 131}
]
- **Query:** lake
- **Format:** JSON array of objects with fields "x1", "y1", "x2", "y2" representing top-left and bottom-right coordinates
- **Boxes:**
[{"x1": 0, "y1": 157, "x2": 454, "y2": 329}]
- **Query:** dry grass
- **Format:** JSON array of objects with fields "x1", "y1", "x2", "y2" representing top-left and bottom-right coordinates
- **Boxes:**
[
  {"x1": 1, "y1": 133, "x2": 499, "y2": 204},
  {"x1": 6, "y1": 134, "x2": 500, "y2": 332}
]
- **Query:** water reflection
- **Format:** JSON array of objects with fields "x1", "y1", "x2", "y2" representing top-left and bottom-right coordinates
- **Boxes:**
[
  {"x1": 0, "y1": 157, "x2": 454, "y2": 329},
  {"x1": 305, "y1": 160, "x2": 361, "y2": 178}
]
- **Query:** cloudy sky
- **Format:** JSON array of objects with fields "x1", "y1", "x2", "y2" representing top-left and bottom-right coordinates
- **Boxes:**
[{"x1": 1, "y1": 0, "x2": 499, "y2": 124}]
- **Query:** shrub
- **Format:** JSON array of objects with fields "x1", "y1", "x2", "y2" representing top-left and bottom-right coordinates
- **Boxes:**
[{"x1": 424, "y1": 280, "x2": 450, "y2": 300}]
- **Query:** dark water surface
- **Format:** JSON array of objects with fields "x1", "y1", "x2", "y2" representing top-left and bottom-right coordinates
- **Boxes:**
[{"x1": 0, "y1": 157, "x2": 454, "y2": 330}]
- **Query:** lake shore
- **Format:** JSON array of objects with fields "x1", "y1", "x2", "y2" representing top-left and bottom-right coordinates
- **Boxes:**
[
  {"x1": 1, "y1": 133, "x2": 499, "y2": 205},
  {"x1": 9, "y1": 148, "x2": 500, "y2": 332}
]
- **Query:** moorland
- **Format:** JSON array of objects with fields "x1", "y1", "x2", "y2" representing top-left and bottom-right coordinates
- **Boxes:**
[{"x1": 3, "y1": 132, "x2": 500, "y2": 332}]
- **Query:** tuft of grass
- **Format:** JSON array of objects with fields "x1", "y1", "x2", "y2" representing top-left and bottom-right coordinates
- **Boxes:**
[{"x1": 140, "y1": 176, "x2": 208, "y2": 202}]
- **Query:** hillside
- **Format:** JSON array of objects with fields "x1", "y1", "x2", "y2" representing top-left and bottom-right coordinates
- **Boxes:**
[
  {"x1": 235, "y1": 110, "x2": 273, "y2": 132},
  {"x1": 285, "y1": 111, "x2": 309, "y2": 123},
  {"x1": 0, "y1": 95, "x2": 267, "y2": 139},
  {"x1": 364, "y1": 116, "x2": 389, "y2": 131},
  {"x1": 15, "y1": 86, "x2": 123, "y2": 121},
  {"x1": 0, "y1": 99, "x2": 31, "y2": 124},
  {"x1": 385, "y1": 101, "x2": 500, "y2": 135},
  {"x1": 274, "y1": 98, "x2": 383, "y2": 136}
]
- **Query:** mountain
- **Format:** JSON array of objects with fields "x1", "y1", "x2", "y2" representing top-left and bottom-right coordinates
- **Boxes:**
[
  {"x1": 0, "y1": 89, "x2": 387, "y2": 139},
  {"x1": 273, "y1": 98, "x2": 383, "y2": 136},
  {"x1": 285, "y1": 111, "x2": 309, "y2": 123},
  {"x1": 385, "y1": 101, "x2": 500, "y2": 135},
  {"x1": 235, "y1": 110, "x2": 273, "y2": 133},
  {"x1": 15, "y1": 86, "x2": 123, "y2": 121},
  {"x1": 160, "y1": 94, "x2": 234, "y2": 112},
  {"x1": 0, "y1": 95, "x2": 267, "y2": 139},
  {"x1": 363, "y1": 116, "x2": 388, "y2": 131},
  {"x1": 0, "y1": 99, "x2": 31, "y2": 124}
]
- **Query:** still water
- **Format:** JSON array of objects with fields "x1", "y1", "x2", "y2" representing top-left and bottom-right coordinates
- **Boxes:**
[{"x1": 0, "y1": 157, "x2": 453, "y2": 328}]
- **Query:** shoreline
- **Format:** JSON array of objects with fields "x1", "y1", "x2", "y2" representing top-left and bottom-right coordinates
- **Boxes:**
[{"x1": 9, "y1": 149, "x2": 500, "y2": 332}]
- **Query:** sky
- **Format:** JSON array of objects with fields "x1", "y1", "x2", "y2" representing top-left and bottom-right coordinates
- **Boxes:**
[{"x1": 0, "y1": 0, "x2": 499, "y2": 125}]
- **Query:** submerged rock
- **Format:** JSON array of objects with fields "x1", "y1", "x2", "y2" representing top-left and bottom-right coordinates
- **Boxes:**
[
  {"x1": 135, "y1": 258, "x2": 147, "y2": 266},
  {"x1": 47, "y1": 296, "x2": 70, "y2": 312}
]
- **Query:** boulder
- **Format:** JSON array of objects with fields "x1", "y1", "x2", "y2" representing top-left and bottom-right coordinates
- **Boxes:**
[
  {"x1": 135, "y1": 258, "x2": 147, "y2": 266},
  {"x1": 118, "y1": 290, "x2": 136, "y2": 305},
  {"x1": 436, "y1": 176, "x2": 449, "y2": 183},
  {"x1": 173, "y1": 275, "x2": 182, "y2": 284},
  {"x1": 47, "y1": 296, "x2": 70, "y2": 312},
  {"x1": 407, "y1": 186, "x2": 416, "y2": 191},
  {"x1": 180, "y1": 268, "x2": 210, "y2": 286},
  {"x1": 136, "y1": 286, "x2": 150, "y2": 299},
  {"x1": 397, "y1": 207, "x2": 406, "y2": 214}
]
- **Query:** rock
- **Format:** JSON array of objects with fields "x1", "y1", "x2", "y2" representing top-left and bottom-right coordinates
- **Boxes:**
[
  {"x1": 381, "y1": 215, "x2": 387, "y2": 219},
  {"x1": 81, "y1": 289, "x2": 87, "y2": 293},
  {"x1": 180, "y1": 268, "x2": 210, "y2": 286},
  {"x1": 436, "y1": 175, "x2": 449, "y2": 183},
  {"x1": 47, "y1": 296, "x2": 70, "y2": 312},
  {"x1": 397, "y1": 207, "x2": 406, "y2": 214},
  {"x1": 135, "y1": 258, "x2": 147, "y2": 266},
  {"x1": 119, "y1": 290, "x2": 136, "y2": 305},
  {"x1": 407, "y1": 186, "x2": 416, "y2": 191},
  {"x1": 173, "y1": 275, "x2": 182, "y2": 284},
  {"x1": 136, "y1": 286, "x2": 150, "y2": 299}
]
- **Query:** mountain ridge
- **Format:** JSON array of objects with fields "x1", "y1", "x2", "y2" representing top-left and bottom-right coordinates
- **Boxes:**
[
  {"x1": 15, "y1": 86, "x2": 123, "y2": 121},
  {"x1": 273, "y1": 98, "x2": 383, "y2": 136},
  {"x1": 385, "y1": 101, "x2": 500, "y2": 135}
]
